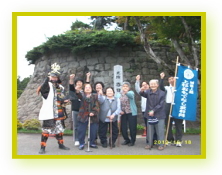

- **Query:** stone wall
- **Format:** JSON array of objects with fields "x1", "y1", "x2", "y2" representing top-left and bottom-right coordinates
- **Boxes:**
[{"x1": 18, "y1": 46, "x2": 199, "y2": 129}]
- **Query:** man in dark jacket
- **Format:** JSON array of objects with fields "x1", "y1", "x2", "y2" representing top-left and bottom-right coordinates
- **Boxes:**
[{"x1": 139, "y1": 79, "x2": 166, "y2": 150}]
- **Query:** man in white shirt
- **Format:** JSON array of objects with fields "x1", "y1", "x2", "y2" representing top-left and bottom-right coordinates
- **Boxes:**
[
  {"x1": 160, "y1": 72, "x2": 183, "y2": 147},
  {"x1": 135, "y1": 75, "x2": 149, "y2": 126}
]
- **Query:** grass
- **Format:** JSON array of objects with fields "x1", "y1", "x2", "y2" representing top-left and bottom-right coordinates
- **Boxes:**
[
  {"x1": 17, "y1": 127, "x2": 201, "y2": 135},
  {"x1": 171, "y1": 127, "x2": 201, "y2": 134},
  {"x1": 18, "y1": 129, "x2": 41, "y2": 134},
  {"x1": 182, "y1": 128, "x2": 201, "y2": 134},
  {"x1": 17, "y1": 129, "x2": 73, "y2": 135}
]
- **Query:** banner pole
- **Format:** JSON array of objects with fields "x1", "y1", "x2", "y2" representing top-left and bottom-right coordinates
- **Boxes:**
[{"x1": 164, "y1": 56, "x2": 179, "y2": 147}]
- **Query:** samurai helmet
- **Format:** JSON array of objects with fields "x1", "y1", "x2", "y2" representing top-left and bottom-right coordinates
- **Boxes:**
[{"x1": 48, "y1": 63, "x2": 61, "y2": 77}]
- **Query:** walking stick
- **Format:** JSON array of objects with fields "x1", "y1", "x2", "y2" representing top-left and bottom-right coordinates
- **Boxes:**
[
  {"x1": 86, "y1": 99, "x2": 92, "y2": 152},
  {"x1": 86, "y1": 115, "x2": 92, "y2": 152},
  {"x1": 72, "y1": 111, "x2": 75, "y2": 142},
  {"x1": 110, "y1": 120, "x2": 112, "y2": 149},
  {"x1": 164, "y1": 56, "x2": 179, "y2": 147},
  {"x1": 117, "y1": 115, "x2": 121, "y2": 147},
  {"x1": 69, "y1": 91, "x2": 77, "y2": 143}
]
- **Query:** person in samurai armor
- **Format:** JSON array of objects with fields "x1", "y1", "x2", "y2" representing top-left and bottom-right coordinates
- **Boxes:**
[{"x1": 38, "y1": 63, "x2": 70, "y2": 154}]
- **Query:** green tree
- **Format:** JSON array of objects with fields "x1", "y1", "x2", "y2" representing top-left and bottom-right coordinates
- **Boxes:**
[
  {"x1": 90, "y1": 16, "x2": 117, "y2": 30},
  {"x1": 71, "y1": 20, "x2": 92, "y2": 30},
  {"x1": 116, "y1": 16, "x2": 151, "y2": 32},
  {"x1": 17, "y1": 76, "x2": 31, "y2": 98},
  {"x1": 115, "y1": 16, "x2": 201, "y2": 71},
  {"x1": 149, "y1": 16, "x2": 200, "y2": 67}
]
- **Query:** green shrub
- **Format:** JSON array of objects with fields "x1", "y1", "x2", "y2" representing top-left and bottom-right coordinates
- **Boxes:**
[
  {"x1": 172, "y1": 127, "x2": 201, "y2": 134},
  {"x1": 23, "y1": 119, "x2": 41, "y2": 130},
  {"x1": 185, "y1": 128, "x2": 201, "y2": 134},
  {"x1": 137, "y1": 124, "x2": 145, "y2": 130},
  {"x1": 17, "y1": 119, "x2": 23, "y2": 130},
  {"x1": 17, "y1": 90, "x2": 23, "y2": 98},
  {"x1": 26, "y1": 30, "x2": 139, "y2": 64}
]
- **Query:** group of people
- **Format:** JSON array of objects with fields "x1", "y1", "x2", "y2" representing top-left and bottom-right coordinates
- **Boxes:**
[
  {"x1": 69, "y1": 73, "x2": 138, "y2": 150},
  {"x1": 37, "y1": 66, "x2": 184, "y2": 154}
]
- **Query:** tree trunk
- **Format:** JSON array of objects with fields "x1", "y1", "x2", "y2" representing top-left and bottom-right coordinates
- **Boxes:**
[
  {"x1": 124, "y1": 16, "x2": 130, "y2": 30},
  {"x1": 180, "y1": 16, "x2": 199, "y2": 68},
  {"x1": 171, "y1": 38, "x2": 191, "y2": 65},
  {"x1": 134, "y1": 16, "x2": 173, "y2": 72}
]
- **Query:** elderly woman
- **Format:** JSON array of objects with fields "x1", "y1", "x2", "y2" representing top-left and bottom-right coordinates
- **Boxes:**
[
  {"x1": 75, "y1": 84, "x2": 100, "y2": 150},
  {"x1": 98, "y1": 87, "x2": 121, "y2": 148},
  {"x1": 69, "y1": 73, "x2": 90, "y2": 146},
  {"x1": 118, "y1": 82, "x2": 137, "y2": 146}
]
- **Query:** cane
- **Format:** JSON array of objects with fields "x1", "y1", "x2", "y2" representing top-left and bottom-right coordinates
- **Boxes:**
[
  {"x1": 110, "y1": 120, "x2": 112, "y2": 149},
  {"x1": 117, "y1": 115, "x2": 121, "y2": 147},
  {"x1": 72, "y1": 111, "x2": 75, "y2": 142},
  {"x1": 86, "y1": 100, "x2": 92, "y2": 152},
  {"x1": 86, "y1": 115, "x2": 92, "y2": 152},
  {"x1": 69, "y1": 91, "x2": 77, "y2": 143}
]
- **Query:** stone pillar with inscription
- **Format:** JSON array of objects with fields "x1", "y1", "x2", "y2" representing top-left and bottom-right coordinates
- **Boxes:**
[{"x1": 113, "y1": 65, "x2": 123, "y2": 97}]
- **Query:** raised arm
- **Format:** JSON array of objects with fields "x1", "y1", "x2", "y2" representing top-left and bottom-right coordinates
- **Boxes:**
[
  {"x1": 40, "y1": 77, "x2": 50, "y2": 99},
  {"x1": 126, "y1": 90, "x2": 135, "y2": 99},
  {"x1": 135, "y1": 75, "x2": 141, "y2": 95},
  {"x1": 139, "y1": 86, "x2": 148, "y2": 98},
  {"x1": 112, "y1": 98, "x2": 121, "y2": 116},
  {"x1": 85, "y1": 72, "x2": 91, "y2": 84},
  {"x1": 98, "y1": 89, "x2": 106, "y2": 104},
  {"x1": 69, "y1": 74, "x2": 75, "y2": 92},
  {"x1": 159, "y1": 72, "x2": 166, "y2": 91},
  {"x1": 69, "y1": 74, "x2": 75, "y2": 85}
]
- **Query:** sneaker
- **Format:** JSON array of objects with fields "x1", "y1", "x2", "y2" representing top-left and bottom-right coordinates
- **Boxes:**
[
  {"x1": 59, "y1": 144, "x2": 70, "y2": 150},
  {"x1": 121, "y1": 140, "x2": 130, "y2": 145},
  {"x1": 109, "y1": 143, "x2": 116, "y2": 148},
  {"x1": 78, "y1": 144, "x2": 84, "y2": 150},
  {"x1": 39, "y1": 147, "x2": 46, "y2": 154},
  {"x1": 102, "y1": 143, "x2": 108, "y2": 148},
  {"x1": 128, "y1": 142, "x2": 135, "y2": 146},
  {"x1": 171, "y1": 141, "x2": 176, "y2": 146},
  {"x1": 166, "y1": 141, "x2": 171, "y2": 146},
  {"x1": 74, "y1": 141, "x2": 80, "y2": 146},
  {"x1": 176, "y1": 141, "x2": 182, "y2": 147},
  {"x1": 90, "y1": 144, "x2": 98, "y2": 149}
]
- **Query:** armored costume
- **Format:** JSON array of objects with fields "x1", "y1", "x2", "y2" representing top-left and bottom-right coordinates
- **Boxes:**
[{"x1": 38, "y1": 63, "x2": 70, "y2": 154}]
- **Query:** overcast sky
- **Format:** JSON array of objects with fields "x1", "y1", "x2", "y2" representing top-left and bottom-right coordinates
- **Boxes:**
[{"x1": 17, "y1": 16, "x2": 93, "y2": 79}]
